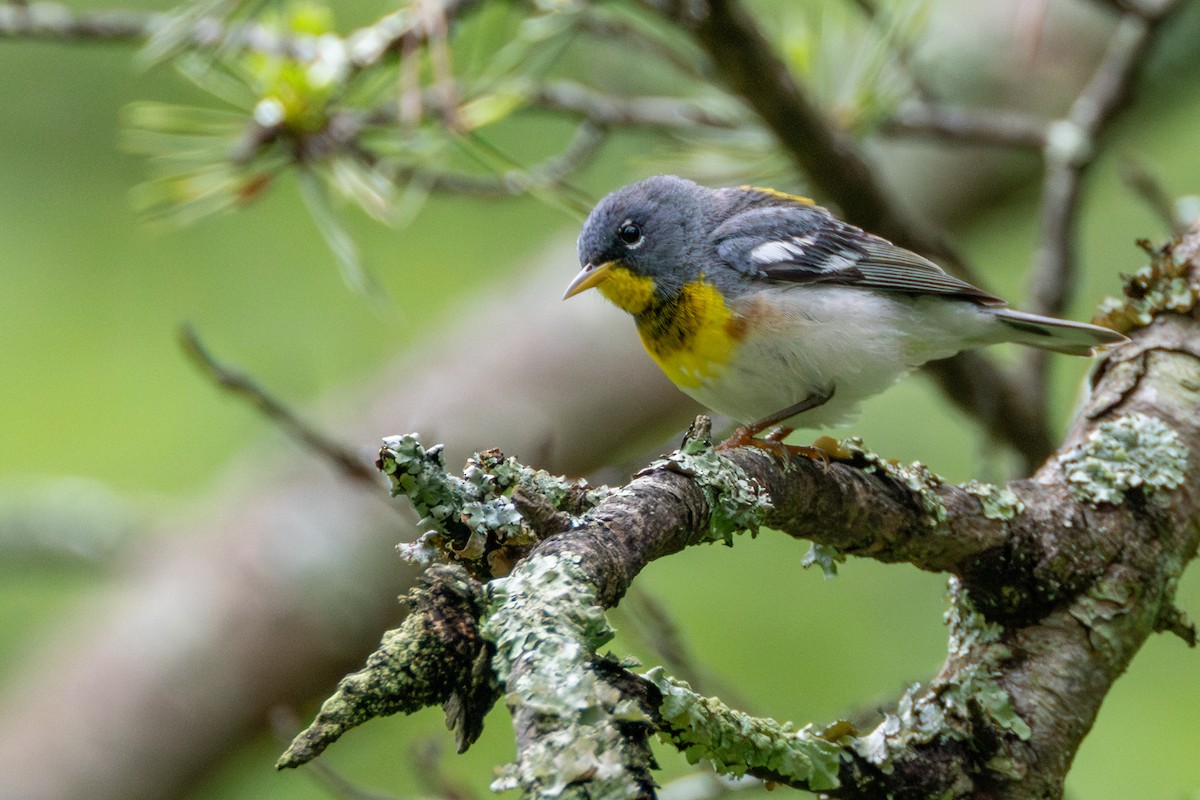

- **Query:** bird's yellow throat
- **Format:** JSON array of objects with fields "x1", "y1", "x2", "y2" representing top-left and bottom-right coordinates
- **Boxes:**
[{"x1": 597, "y1": 266, "x2": 738, "y2": 388}]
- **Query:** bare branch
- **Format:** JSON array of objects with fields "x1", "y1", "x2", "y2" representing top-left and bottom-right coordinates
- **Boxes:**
[
  {"x1": 573, "y1": 9, "x2": 705, "y2": 79},
  {"x1": 527, "y1": 81, "x2": 740, "y2": 132},
  {"x1": 1023, "y1": 2, "x2": 1180, "y2": 404},
  {"x1": 393, "y1": 120, "x2": 607, "y2": 207},
  {"x1": 0, "y1": 3, "x2": 152, "y2": 43},
  {"x1": 1027, "y1": 7, "x2": 1177, "y2": 319},
  {"x1": 0, "y1": 0, "x2": 483, "y2": 71},
  {"x1": 883, "y1": 101, "x2": 1049, "y2": 150},
  {"x1": 179, "y1": 324, "x2": 378, "y2": 485}
]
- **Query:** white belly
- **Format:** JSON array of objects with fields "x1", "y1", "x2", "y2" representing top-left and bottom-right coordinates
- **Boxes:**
[{"x1": 682, "y1": 286, "x2": 993, "y2": 430}]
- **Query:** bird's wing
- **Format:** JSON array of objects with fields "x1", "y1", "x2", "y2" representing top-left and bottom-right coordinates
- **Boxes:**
[{"x1": 712, "y1": 200, "x2": 1005, "y2": 306}]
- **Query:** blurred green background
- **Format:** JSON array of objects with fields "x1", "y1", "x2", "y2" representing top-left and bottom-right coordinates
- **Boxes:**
[{"x1": 2, "y1": 2, "x2": 1199, "y2": 799}]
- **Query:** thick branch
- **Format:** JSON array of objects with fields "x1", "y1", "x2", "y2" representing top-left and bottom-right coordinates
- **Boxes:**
[{"x1": 370, "y1": 227, "x2": 1200, "y2": 799}]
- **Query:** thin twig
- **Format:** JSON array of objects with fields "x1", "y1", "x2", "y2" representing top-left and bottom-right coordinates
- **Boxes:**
[
  {"x1": 0, "y1": 3, "x2": 155, "y2": 42},
  {"x1": 527, "y1": 80, "x2": 741, "y2": 131},
  {"x1": 0, "y1": 0, "x2": 483, "y2": 72},
  {"x1": 390, "y1": 121, "x2": 606, "y2": 212},
  {"x1": 178, "y1": 324, "x2": 378, "y2": 485},
  {"x1": 883, "y1": 101, "x2": 1049, "y2": 150},
  {"x1": 574, "y1": 9, "x2": 705, "y2": 80},
  {"x1": 344, "y1": 0, "x2": 482, "y2": 74},
  {"x1": 1119, "y1": 156, "x2": 1187, "y2": 237},
  {"x1": 1023, "y1": 2, "x2": 1180, "y2": 402}
]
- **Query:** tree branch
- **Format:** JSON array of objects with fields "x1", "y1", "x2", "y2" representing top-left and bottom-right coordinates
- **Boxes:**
[
  {"x1": 649, "y1": 0, "x2": 971, "y2": 276},
  {"x1": 292, "y1": 226, "x2": 1200, "y2": 798},
  {"x1": 526, "y1": 80, "x2": 740, "y2": 132},
  {"x1": 179, "y1": 324, "x2": 378, "y2": 485},
  {"x1": 882, "y1": 101, "x2": 1049, "y2": 150},
  {"x1": 1024, "y1": 1, "x2": 1180, "y2": 404},
  {"x1": 0, "y1": 0, "x2": 483, "y2": 70}
]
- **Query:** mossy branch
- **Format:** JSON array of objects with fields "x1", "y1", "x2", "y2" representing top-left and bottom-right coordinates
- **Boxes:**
[
  {"x1": 283, "y1": 231, "x2": 1200, "y2": 797},
  {"x1": 277, "y1": 563, "x2": 496, "y2": 768}
]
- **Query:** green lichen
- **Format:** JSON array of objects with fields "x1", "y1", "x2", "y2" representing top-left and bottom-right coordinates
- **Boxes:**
[
  {"x1": 961, "y1": 481, "x2": 1025, "y2": 521},
  {"x1": 801, "y1": 542, "x2": 845, "y2": 578},
  {"x1": 944, "y1": 580, "x2": 1028, "y2": 743},
  {"x1": 277, "y1": 564, "x2": 491, "y2": 769},
  {"x1": 837, "y1": 437, "x2": 947, "y2": 524},
  {"x1": 647, "y1": 668, "x2": 843, "y2": 790},
  {"x1": 640, "y1": 429, "x2": 773, "y2": 545},
  {"x1": 1058, "y1": 413, "x2": 1188, "y2": 505},
  {"x1": 944, "y1": 577, "x2": 1005, "y2": 653},
  {"x1": 483, "y1": 552, "x2": 649, "y2": 800},
  {"x1": 855, "y1": 579, "x2": 1029, "y2": 774},
  {"x1": 1093, "y1": 242, "x2": 1200, "y2": 333},
  {"x1": 1068, "y1": 572, "x2": 1136, "y2": 659},
  {"x1": 378, "y1": 434, "x2": 610, "y2": 570}
]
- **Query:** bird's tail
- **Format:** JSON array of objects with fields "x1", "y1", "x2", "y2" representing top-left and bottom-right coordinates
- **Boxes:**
[{"x1": 990, "y1": 308, "x2": 1128, "y2": 356}]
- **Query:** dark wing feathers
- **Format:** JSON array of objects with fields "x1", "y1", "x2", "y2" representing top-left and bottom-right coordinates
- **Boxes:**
[{"x1": 712, "y1": 199, "x2": 1005, "y2": 306}]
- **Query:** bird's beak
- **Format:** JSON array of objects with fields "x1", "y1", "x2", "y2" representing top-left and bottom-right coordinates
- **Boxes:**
[{"x1": 563, "y1": 260, "x2": 616, "y2": 300}]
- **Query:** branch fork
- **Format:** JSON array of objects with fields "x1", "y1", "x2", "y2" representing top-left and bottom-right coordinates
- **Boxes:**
[{"x1": 279, "y1": 226, "x2": 1200, "y2": 799}]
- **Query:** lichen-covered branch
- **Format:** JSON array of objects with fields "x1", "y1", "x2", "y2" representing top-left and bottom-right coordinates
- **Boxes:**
[
  {"x1": 282, "y1": 225, "x2": 1200, "y2": 799},
  {"x1": 485, "y1": 553, "x2": 656, "y2": 800},
  {"x1": 277, "y1": 564, "x2": 496, "y2": 767}
]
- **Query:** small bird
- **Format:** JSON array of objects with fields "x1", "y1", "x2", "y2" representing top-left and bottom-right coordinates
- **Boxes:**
[{"x1": 563, "y1": 175, "x2": 1126, "y2": 447}]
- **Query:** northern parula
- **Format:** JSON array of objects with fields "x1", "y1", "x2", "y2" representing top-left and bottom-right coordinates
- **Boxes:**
[{"x1": 563, "y1": 175, "x2": 1126, "y2": 443}]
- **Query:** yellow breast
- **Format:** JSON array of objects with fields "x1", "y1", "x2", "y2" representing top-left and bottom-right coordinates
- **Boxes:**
[
  {"x1": 595, "y1": 266, "x2": 742, "y2": 388},
  {"x1": 636, "y1": 280, "x2": 740, "y2": 389}
]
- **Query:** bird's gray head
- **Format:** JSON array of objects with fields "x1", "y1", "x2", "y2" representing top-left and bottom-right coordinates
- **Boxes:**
[{"x1": 564, "y1": 175, "x2": 711, "y2": 308}]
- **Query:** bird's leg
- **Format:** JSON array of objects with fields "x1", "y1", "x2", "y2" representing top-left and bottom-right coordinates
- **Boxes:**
[
  {"x1": 718, "y1": 388, "x2": 837, "y2": 462},
  {"x1": 763, "y1": 426, "x2": 793, "y2": 443}
]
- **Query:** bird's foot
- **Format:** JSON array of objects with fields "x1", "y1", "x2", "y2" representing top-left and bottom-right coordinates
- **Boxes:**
[
  {"x1": 717, "y1": 426, "x2": 842, "y2": 465},
  {"x1": 714, "y1": 389, "x2": 840, "y2": 463}
]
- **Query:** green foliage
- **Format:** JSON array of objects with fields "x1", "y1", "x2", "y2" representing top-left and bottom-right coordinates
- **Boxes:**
[{"x1": 774, "y1": 0, "x2": 930, "y2": 134}]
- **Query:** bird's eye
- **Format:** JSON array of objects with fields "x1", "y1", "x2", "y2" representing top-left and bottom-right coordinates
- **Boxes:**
[{"x1": 617, "y1": 222, "x2": 643, "y2": 247}]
